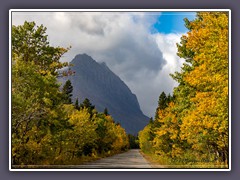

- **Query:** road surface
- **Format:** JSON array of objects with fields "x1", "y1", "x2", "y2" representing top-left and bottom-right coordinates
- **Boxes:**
[
  {"x1": 12, "y1": 149, "x2": 161, "y2": 169},
  {"x1": 76, "y1": 149, "x2": 152, "y2": 168}
]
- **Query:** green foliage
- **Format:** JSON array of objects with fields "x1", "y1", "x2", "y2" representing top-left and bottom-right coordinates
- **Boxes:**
[
  {"x1": 154, "y1": 92, "x2": 173, "y2": 121},
  {"x1": 94, "y1": 113, "x2": 129, "y2": 155},
  {"x1": 128, "y1": 134, "x2": 139, "y2": 149},
  {"x1": 12, "y1": 21, "x2": 129, "y2": 166},
  {"x1": 80, "y1": 98, "x2": 95, "y2": 117},
  {"x1": 12, "y1": 55, "x2": 70, "y2": 165},
  {"x1": 62, "y1": 80, "x2": 73, "y2": 104},
  {"x1": 74, "y1": 98, "x2": 80, "y2": 110},
  {"x1": 12, "y1": 21, "x2": 69, "y2": 76},
  {"x1": 104, "y1": 108, "x2": 109, "y2": 116}
]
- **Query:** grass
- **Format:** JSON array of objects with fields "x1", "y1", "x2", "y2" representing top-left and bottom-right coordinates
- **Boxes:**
[{"x1": 140, "y1": 151, "x2": 229, "y2": 169}]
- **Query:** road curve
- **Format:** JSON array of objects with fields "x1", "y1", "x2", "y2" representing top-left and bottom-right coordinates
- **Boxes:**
[{"x1": 76, "y1": 149, "x2": 152, "y2": 168}]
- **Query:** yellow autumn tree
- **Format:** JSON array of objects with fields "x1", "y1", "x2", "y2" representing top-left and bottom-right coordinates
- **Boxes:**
[
  {"x1": 67, "y1": 106, "x2": 98, "y2": 160},
  {"x1": 139, "y1": 12, "x2": 229, "y2": 167},
  {"x1": 111, "y1": 123, "x2": 129, "y2": 153},
  {"x1": 179, "y1": 12, "x2": 229, "y2": 163},
  {"x1": 153, "y1": 102, "x2": 183, "y2": 159},
  {"x1": 138, "y1": 124, "x2": 153, "y2": 153}
]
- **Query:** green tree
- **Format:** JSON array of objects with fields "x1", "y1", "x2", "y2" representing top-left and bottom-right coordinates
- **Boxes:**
[
  {"x1": 12, "y1": 21, "x2": 69, "y2": 76},
  {"x1": 80, "y1": 98, "x2": 95, "y2": 117},
  {"x1": 12, "y1": 57, "x2": 70, "y2": 165},
  {"x1": 155, "y1": 92, "x2": 168, "y2": 120},
  {"x1": 12, "y1": 21, "x2": 130, "y2": 166},
  {"x1": 62, "y1": 80, "x2": 73, "y2": 104},
  {"x1": 12, "y1": 21, "x2": 70, "y2": 165},
  {"x1": 104, "y1": 108, "x2": 109, "y2": 116},
  {"x1": 74, "y1": 98, "x2": 80, "y2": 110},
  {"x1": 128, "y1": 134, "x2": 139, "y2": 149}
]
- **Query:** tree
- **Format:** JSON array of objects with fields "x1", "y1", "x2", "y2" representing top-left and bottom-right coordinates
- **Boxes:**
[
  {"x1": 12, "y1": 21, "x2": 70, "y2": 165},
  {"x1": 74, "y1": 98, "x2": 80, "y2": 110},
  {"x1": 178, "y1": 12, "x2": 229, "y2": 163},
  {"x1": 11, "y1": 21, "x2": 130, "y2": 166},
  {"x1": 154, "y1": 92, "x2": 168, "y2": 120},
  {"x1": 80, "y1": 98, "x2": 95, "y2": 117},
  {"x1": 128, "y1": 134, "x2": 139, "y2": 149},
  {"x1": 104, "y1": 108, "x2": 109, "y2": 116},
  {"x1": 12, "y1": 54, "x2": 71, "y2": 165},
  {"x1": 171, "y1": 12, "x2": 229, "y2": 163},
  {"x1": 138, "y1": 124, "x2": 153, "y2": 153},
  {"x1": 139, "y1": 12, "x2": 229, "y2": 166},
  {"x1": 153, "y1": 102, "x2": 183, "y2": 159},
  {"x1": 66, "y1": 107, "x2": 98, "y2": 158},
  {"x1": 12, "y1": 21, "x2": 69, "y2": 76},
  {"x1": 62, "y1": 80, "x2": 73, "y2": 104}
]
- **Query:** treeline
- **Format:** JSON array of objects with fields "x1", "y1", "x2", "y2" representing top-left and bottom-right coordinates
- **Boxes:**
[
  {"x1": 139, "y1": 12, "x2": 229, "y2": 167},
  {"x1": 12, "y1": 21, "x2": 129, "y2": 165}
]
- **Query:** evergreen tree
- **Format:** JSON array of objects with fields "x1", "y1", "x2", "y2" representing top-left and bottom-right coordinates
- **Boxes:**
[
  {"x1": 149, "y1": 117, "x2": 154, "y2": 124},
  {"x1": 166, "y1": 93, "x2": 174, "y2": 104},
  {"x1": 62, "y1": 80, "x2": 73, "y2": 104},
  {"x1": 128, "y1": 134, "x2": 139, "y2": 149},
  {"x1": 155, "y1": 91, "x2": 168, "y2": 120},
  {"x1": 104, "y1": 108, "x2": 109, "y2": 116},
  {"x1": 74, "y1": 98, "x2": 80, "y2": 110},
  {"x1": 80, "y1": 98, "x2": 95, "y2": 117},
  {"x1": 148, "y1": 117, "x2": 155, "y2": 141},
  {"x1": 80, "y1": 98, "x2": 94, "y2": 110}
]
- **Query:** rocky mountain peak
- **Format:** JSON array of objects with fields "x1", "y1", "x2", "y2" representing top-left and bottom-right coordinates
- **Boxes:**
[{"x1": 58, "y1": 54, "x2": 149, "y2": 134}]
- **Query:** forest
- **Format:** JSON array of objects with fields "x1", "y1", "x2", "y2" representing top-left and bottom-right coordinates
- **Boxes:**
[
  {"x1": 138, "y1": 12, "x2": 229, "y2": 168},
  {"x1": 11, "y1": 11, "x2": 229, "y2": 168},
  {"x1": 11, "y1": 21, "x2": 130, "y2": 166}
]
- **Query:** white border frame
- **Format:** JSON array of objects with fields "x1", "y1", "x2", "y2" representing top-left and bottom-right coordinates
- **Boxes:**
[{"x1": 9, "y1": 9, "x2": 231, "y2": 172}]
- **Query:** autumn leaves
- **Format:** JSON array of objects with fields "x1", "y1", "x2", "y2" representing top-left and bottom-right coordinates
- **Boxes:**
[
  {"x1": 11, "y1": 11, "x2": 229, "y2": 167},
  {"x1": 139, "y1": 12, "x2": 229, "y2": 167},
  {"x1": 11, "y1": 22, "x2": 129, "y2": 165}
]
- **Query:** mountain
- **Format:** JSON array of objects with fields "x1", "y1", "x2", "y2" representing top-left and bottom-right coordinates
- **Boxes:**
[{"x1": 58, "y1": 54, "x2": 149, "y2": 134}]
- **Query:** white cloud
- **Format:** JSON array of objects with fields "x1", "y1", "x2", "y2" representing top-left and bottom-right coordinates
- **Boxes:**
[
  {"x1": 127, "y1": 33, "x2": 185, "y2": 117},
  {"x1": 12, "y1": 11, "x2": 185, "y2": 117}
]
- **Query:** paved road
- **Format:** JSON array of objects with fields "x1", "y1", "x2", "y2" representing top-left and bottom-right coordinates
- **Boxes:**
[
  {"x1": 76, "y1": 149, "x2": 152, "y2": 168},
  {"x1": 12, "y1": 149, "x2": 155, "y2": 169}
]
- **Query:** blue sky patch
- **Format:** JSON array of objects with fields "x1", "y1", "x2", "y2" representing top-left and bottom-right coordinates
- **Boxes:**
[{"x1": 151, "y1": 12, "x2": 196, "y2": 34}]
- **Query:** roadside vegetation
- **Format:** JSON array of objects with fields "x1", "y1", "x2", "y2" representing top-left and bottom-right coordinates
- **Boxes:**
[
  {"x1": 139, "y1": 12, "x2": 229, "y2": 168},
  {"x1": 12, "y1": 21, "x2": 129, "y2": 166}
]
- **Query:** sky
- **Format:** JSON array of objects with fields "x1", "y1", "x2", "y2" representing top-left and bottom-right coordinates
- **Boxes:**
[{"x1": 12, "y1": 11, "x2": 196, "y2": 118}]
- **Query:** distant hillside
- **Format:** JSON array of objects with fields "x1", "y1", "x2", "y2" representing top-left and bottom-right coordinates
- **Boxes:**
[{"x1": 58, "y1": 54, "x2": 149, "y2": 134}]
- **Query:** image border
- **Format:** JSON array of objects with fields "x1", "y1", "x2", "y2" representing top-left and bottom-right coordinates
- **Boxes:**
[{"x1": 9, "y1": 8, "x2": 231, "y2": 172}]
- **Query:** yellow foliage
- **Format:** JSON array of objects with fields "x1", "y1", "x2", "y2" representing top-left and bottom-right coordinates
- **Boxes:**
[
  {"x1": 143, "y1": 12, "x2": 229, "y2": 165},
  {"x1": 179, "y1": 12, "x2": 229, "y2": 162}
]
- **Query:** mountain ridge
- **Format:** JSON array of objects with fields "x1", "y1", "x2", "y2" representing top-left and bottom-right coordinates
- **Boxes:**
[{"x1": 58, "y1": 53, "x2": 149, "y2": 134}]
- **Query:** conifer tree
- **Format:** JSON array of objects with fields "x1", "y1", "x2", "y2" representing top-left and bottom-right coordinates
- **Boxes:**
[
  {"x1": 104, "y1": 108, "x2": 109, "y2": 116},
  {"x1": 80, "y1": 98, "x2": 95, "y2": 117},
  {"x1": 62, "y1": 80, "x2": 73, "y2": 104},
  {"x1": 155, "y1": 91, "x2": 168, "y2": 120},
  {"x1": 74, "y1": 98, "x2": 80, "y2": 110}
]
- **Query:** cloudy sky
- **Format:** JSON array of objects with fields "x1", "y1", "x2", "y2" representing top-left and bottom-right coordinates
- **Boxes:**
[{"x1": 12, "y1": 10, "x2": 196, "y2": 118}]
